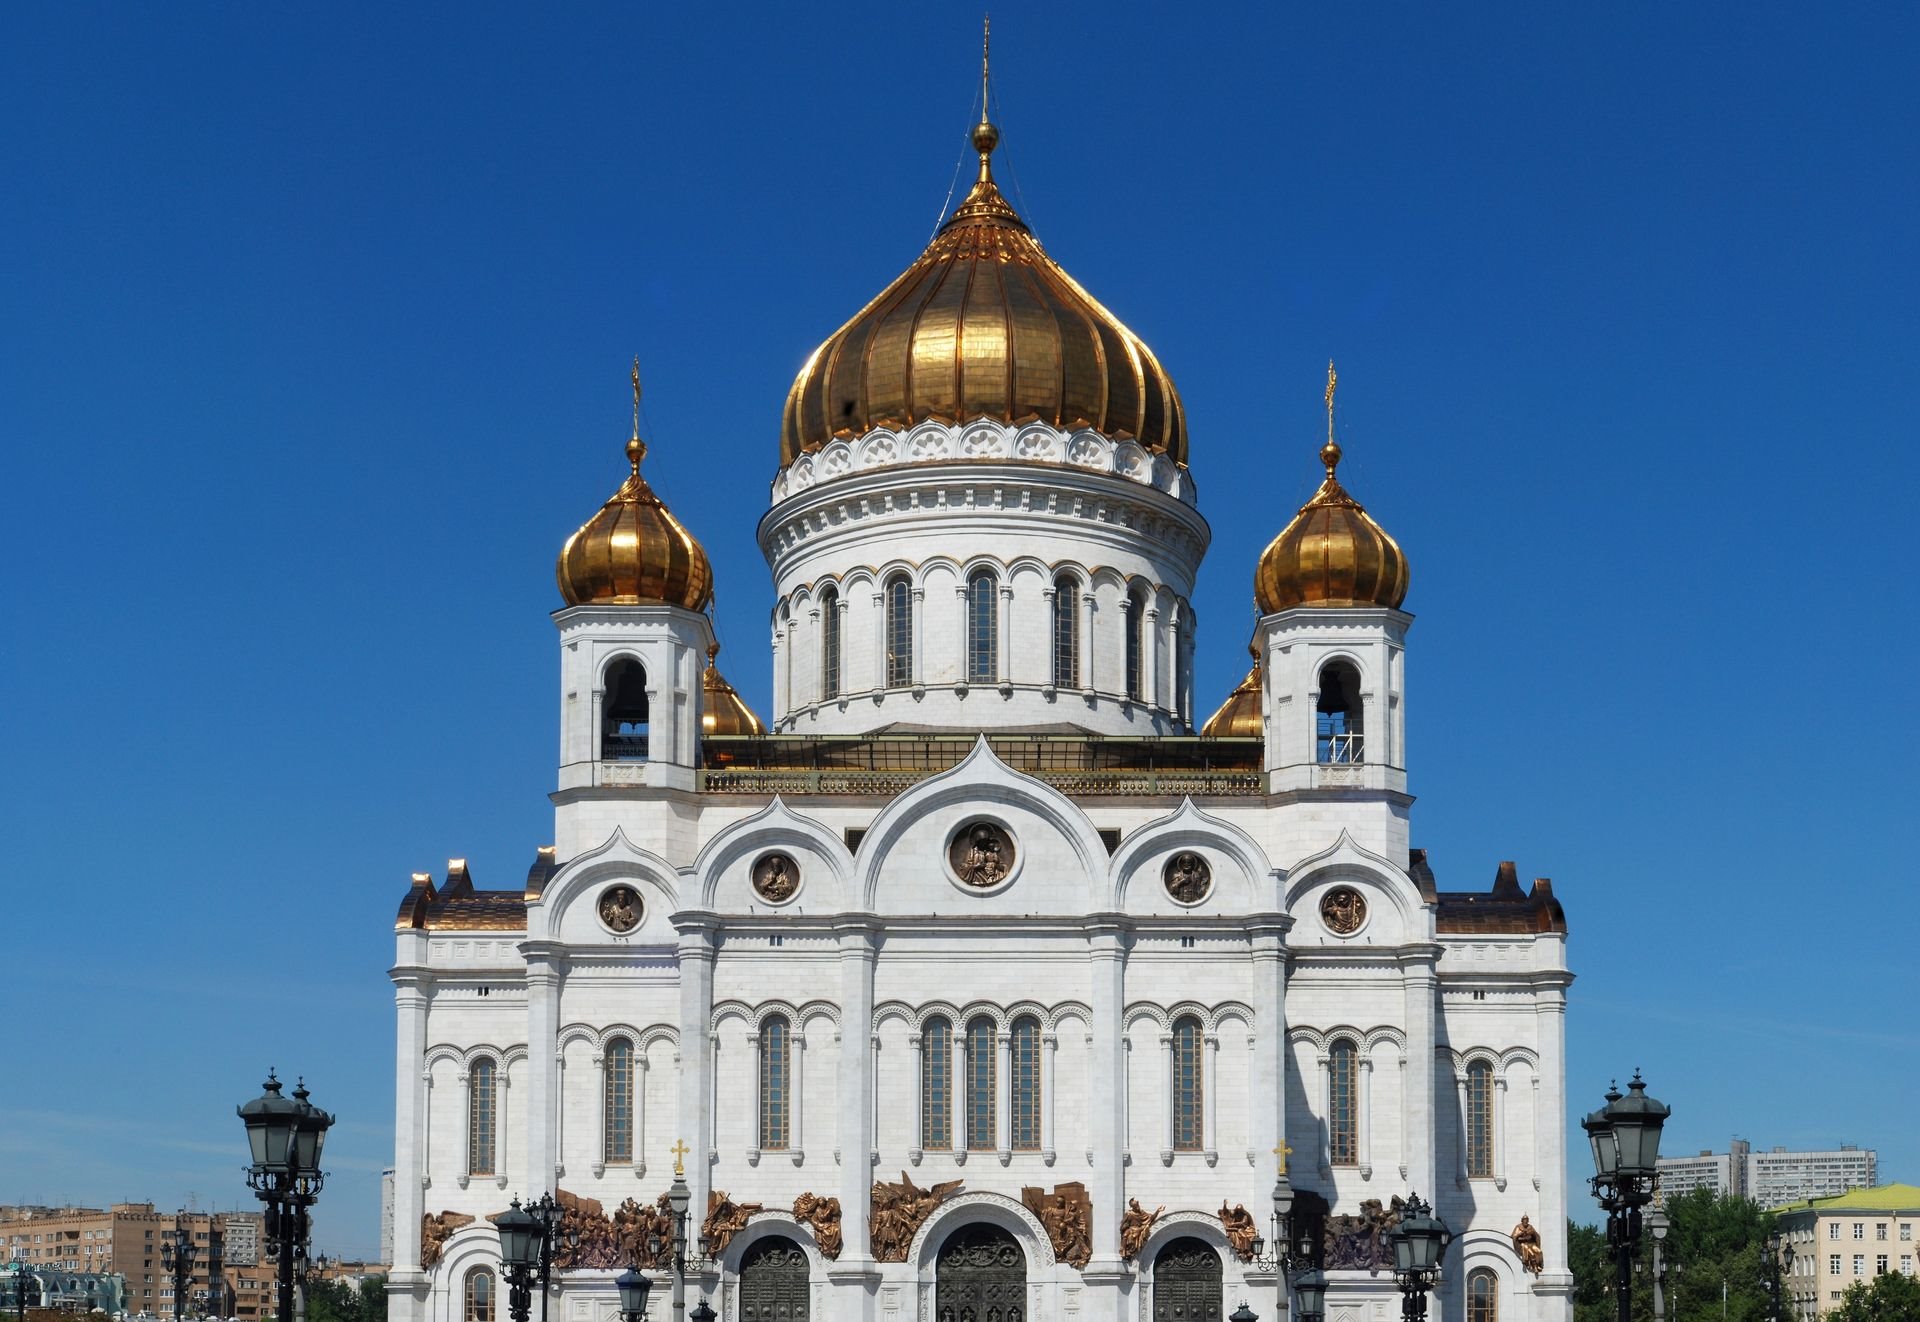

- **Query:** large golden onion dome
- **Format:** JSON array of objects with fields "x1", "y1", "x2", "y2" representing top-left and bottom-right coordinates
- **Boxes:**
[
  {"x1": 701, "y1": 643, "x2": 767, "y2": 737},
  {"x1": 780, "y1": 114, "x2": 1186, "y2": 466},
  {"x1": 1255, "y1": 434, "x2": 1410, "y2": 614},
  {"x1": 1200, "y1": 641, "x2": 1264, "y2": 737},
  {"x1": 557, "y1": 434, "x2": 715, "y2": 610}
]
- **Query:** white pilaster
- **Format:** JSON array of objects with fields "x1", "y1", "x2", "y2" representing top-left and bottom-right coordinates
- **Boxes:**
[
  {"x1": 523, "y1": 944, "x2": 564, "y2": 1194},
  {"x1": 676, "y1": 920, "x2": 717, "y2": 1222},
  {"x1": 835, "y1": 919, "x2": 880, "y2": 1266},
  {"x1": 1401, "y1": 944, "x2": 1439, "y2": 1199},
  {"x1": 1041, "y1": 1032, "x2": 1058, "y2": 1165},
  {"x1": 995, "y1": 1030, "x2": 1013, "y2": 1164}
]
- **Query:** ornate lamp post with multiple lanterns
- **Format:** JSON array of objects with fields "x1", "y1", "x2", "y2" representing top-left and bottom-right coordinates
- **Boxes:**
[
  {"x1": 161, "y1": 1219, "x2": 198, "y2": 1322},
  {"x1": 237, "y1": 1072, "x2": 334, "y2": 1322},
  {"x1": 1388, "y1": 1194, "x2": 1453, "y2": 1322},
  {"x1": 1250, "y1": 1162, "x2": 1328, "y2": 1322},
  {"x1": 1582, "y1": 1072, "x2": 1671, "y2": 1322}
]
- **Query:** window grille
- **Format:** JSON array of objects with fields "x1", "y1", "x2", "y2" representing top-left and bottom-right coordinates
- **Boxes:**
[
  {"x1": 966, "y1": 1017, "x2": 996, "y2": 1151},
  {"x1": 1052, "y1": 577, "x2": 1078, "y2": 688},
  {"x1": 820, "y1": 587, "x2": 840, "y2": 700},
  {"x1": 1467, "y1": 1269, "x2": 1497, "y2": 1322},
  {"x1": 1125, "y1": 589, "x2": 1146, "y2": 700},
  {"x1": 922, "y1": 1018, "x2": 952, "y2": 1150},
  {"x1": 1316, "y1": 661, "x2": 1365, "y2": 763},
  {"x1": 1010, "y1": 1017, "x2": 1042, "y2": 1150},
  {"x1": 1328, "y1": 1039, "x2": 1358, "y2": 1165},
  {"x1": 1467, "y1": 1060, "x2": 1494, "y2": 1178},
  {"x1": 885, "y1": 577, "x2": 913, "y2": 687},
  {"x1": 760, "y1": 1016, "x2": 791, "y2": 1150},
  {"x1": 1171, "y1": 1017, "x2": 1204, "y2": 1152},
  {"x1": 468, "y1": 1057, "x2": 497, "y2": 1176},
  {"x1": 463, "y1": 1270, "x2": 493, "y2": 1322},
  {"x1": 967, "y1": 572, "x2": 997, "y2": 684},
  {"x1": 603, "y1": 1038, "x2": 633, "y2": 1164}
]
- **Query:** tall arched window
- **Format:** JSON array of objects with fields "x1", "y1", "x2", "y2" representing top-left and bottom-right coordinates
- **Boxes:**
[
  {"x1": 885, "y1": 575, "x2": 913, "y2": 688},
  {"x1": 601, "y1": 659, "x2": 649, "y2": 761},
  {"x1": 1010, "y1": 1016, "x2": 1042, "y2": 1151},
  {"x1": 603, "y1": 1037, "x2": 633, "y2": 1165},
  {"x1": 921, "y1": 1017, "x2": 953, "y2": 1151},
  {"x1": 1329, "y1": 1039, "x2": 1358, "y2": 1165},
  {"x1": 1171, "y1": 1016, "x2": 1204, "y2": 1151},
  {"x1": 819, "y1": 586, "x2": 841, "y2": 701},
  {"x1": 1467, "y1": 1268, "x2": 1498, "y2": 1322},
  {"x1": 966, "y1": 571, "x2": 998, "y2": 684},
  {"x1": 1052, "y1": 574, "x2": 1079, "y2": 689},
  {"x1": 463, "y1": 1269, "x2": 494, "y2": 1322},
  {"x1": 1317, "y1": 661, "x2": 1364, "y2": 763},
  {"x1": 1466, "y1": 1060, "x2": 1494, "y2": 1178},
  {"x1": 467, "y1": 1056, "x2": 497, "y2": 1177},
  {"x1": 1125, "y1": 586, "x2": 1147, "y2": 701},
  {"x1": 965, "y1": 1016, "x2": 996, "y2": 1151},
  {"x1": 759, "y1": 1016, "x2": 791, "y2": 1151}
]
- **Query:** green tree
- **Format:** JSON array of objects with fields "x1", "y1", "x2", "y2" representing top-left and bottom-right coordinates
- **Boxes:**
[
  {"x1": 1570, "y1": 1190, "x2": 1778, "y2": 1322},
  {"x1": 304, "y1": 1277, "x2": 386, "y2": 1322},
  {"x1": 1828, "y1": 1271, "x2": 1920, "y2": 1322}
]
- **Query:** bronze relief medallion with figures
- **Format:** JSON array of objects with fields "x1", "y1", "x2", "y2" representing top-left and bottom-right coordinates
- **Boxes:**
[
  {"x1": 597, "y1": 884, "x2": 643, "y2": 933},
  {"x1": 948, "y1": 820, "x2": 1016, "y2": 889},
  {"x1": 1162, "y1": 851, "x2": 1213, "y2": 904},
  {"x1": 752, "y1": 851, "x2": 800, "y2": 903},
  {"x1": 1320, "y1": 886, "x2": 1367, "y2": 935}
]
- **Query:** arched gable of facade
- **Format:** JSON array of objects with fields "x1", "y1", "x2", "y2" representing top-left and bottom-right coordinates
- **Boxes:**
[
  {"x1": 1134, "y1": 1210, "x2": 1256, "y2": 1311},
  {"x1": 1107, "y1": 797, "x2": 1278, "y2": 912},
  {"x1": 906, "y1": 1190, "x2": 1057, "y2": 1278},
  {"x1": 427, "y1": 1225, "x2": 501, "y2": 1322},
  {"x1": 689, "y1": 796, "x2": 853, "y2": 912},
  {"x1": 526, "y1": 827, "x2": 682, "y2": 945},
  {"x1": 851, "y1": 737, "x2": 1107, "y2": 911},
  {"x1": 1282, "y1": 829, "x2": 1429, "y2": 944}
]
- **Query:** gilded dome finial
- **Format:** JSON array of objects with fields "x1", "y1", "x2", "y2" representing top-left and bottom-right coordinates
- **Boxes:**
[
  {"x1": 1321, "y1": 359, "x2": 1341, "y2": 478},
  {"x1": 971, "y1": 15, "x2": 999, "y2": 172},
  {"x1": 627, "y1": 357, "x2": 647, "y2": 471}
]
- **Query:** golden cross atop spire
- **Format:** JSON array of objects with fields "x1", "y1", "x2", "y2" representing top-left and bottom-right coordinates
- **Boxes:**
[
  {"x1": 670, "y1": 1138, "x2": 690, "y2": 1176},
  {"x1": 981, "y1": 14, "x2": 991, "y2": 124},
  {"x1": 626, "y1": 357, "x2": 647, "y2": 472},
  {"x1": 1321, "y1": 359, "x2": 1342, "y2": 479}
]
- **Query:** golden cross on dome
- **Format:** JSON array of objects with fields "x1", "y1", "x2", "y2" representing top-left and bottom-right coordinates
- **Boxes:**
[
  {"x1": 981, "y1": 14, "x2": 991, "y2": 123},
  {"x1": 630, "y1": 356, "x2": 643, "y2": 441},
  {"x1": 1275, "y1": 1139, "x2": 1295, "y2": 1174},
  {"x1": 670, "y1": 1138, "x2": 690, "y2": 1176},
  {"x1": 1321, "y1": 360, "x2": 1342, "y2": 478},
  {"x1": 1325, "y1": 360, "x2": 1338, "y2": 432}
]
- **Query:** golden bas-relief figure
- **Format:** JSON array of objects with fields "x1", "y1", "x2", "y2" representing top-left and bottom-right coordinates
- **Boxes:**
[
  {"x1": 792, "y1": 1192, "x2": 843, "y2": 1260},
  {"x1": 1219, "y1": 1203, "x2": 1260, "y2": 1261},
  {"x1": 701, "y1": 1190, "x2": 763, "y2": 1257},
  {"x1": 419, "y1": 1211, "x2": 474, "y2": 1270},
  {"x1": 1118, "y1": 1198, "x2": 1165, "y2": 1261},
  {"x1": 1022, "y1": 1183, "x2": 1093, "y2": 1268},
  {"x1": 1512, "y1": 1215, "x2": 1545, "y2": 1275},
  {"x1": 612, "y1": 1195, "x2": 677, "y2": 1268},
  {"x1": 870, "y1": 1172, "x2": 964, "y2": 1263}
]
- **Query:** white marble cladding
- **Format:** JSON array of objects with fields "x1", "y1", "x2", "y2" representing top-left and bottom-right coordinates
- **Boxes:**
[
  {"x1": 391, "y1": 744, "x2": 1574, "y2": 1322},
  {"x1": 769, "y1": 419, "x2": 1201, "y2": 509}
]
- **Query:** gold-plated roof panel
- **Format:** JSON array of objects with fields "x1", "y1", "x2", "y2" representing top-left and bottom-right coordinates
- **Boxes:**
[
  {"x1": 701, "y1": 643, "x2": 767, "y2": 737},
  {"x1": 1201, "y1": 643, "x2": 1264, "y2": 738},
  {"x1": 779, "y1": 121, "x2": 1186, "y2": 465},
  {"x1": 557, "y1": 436, "x2": 715, "y2": 611}
]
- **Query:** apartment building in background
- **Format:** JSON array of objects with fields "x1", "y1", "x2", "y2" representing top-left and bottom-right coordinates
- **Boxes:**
[
  {"x1": 0, "y1": 1203, "x2": 270, "y2": 1316},
  {"x1": 1658, "y1": 1138, "x2": 1877, "y2": 1205},
  {"x1": 1774, "y1": 1184, "x2": 1920, "y2": 1317}
]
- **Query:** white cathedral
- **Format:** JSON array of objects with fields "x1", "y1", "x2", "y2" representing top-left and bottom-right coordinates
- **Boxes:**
[{"x1": 387, "y1": 94, "x2": 1575, "y2": 1322}]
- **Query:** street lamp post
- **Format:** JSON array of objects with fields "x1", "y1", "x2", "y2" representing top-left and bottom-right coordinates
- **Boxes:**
[
  {"x1": 10, "y1": 1260, "x2": 31, "y2": 1322},
  {"x1": 1388, "y1": 1194, "x2": 1453, "y2": 1322},
  {"x1": 238, "y1": 1072, "x2": 335, "y2": 1322},
  {"x1": 1763, "y1": 1231, "x2": 1795, "y2": 1322},
  {"x1": 1646, "y1": 1206, "x2": 1669, "y2": 1322},
  {"x1": 1250, "y1": 1167, "x2": 1327, "y2": 1322},
  {"x1": 161, "y1": 1217, "x2": 199, "y2": 1322},
  {"x1": 644, "y1": 1151, "x2": 715, "y2": 1322},
  {"x1": 1582, "y1": 1073, "x2": 1671, "y2": 1322}
]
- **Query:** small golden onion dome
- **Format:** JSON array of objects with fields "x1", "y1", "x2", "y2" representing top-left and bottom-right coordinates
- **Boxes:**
[
  {"x1": 557, "y1": 436, "x2": 715, "y2": 610},
  {"x1": 781, "y1": 116, "x2": 1186, "y2": 465},
  {"x1": 701, "y1": 642, "x2": 767, "y2": 737},
  {"x1": 1201, "y1": 641, "x2": 1264, "y2": 737},
  {"x1": 1254, "y1": 438, "x2": 1410, "y2": 613}
]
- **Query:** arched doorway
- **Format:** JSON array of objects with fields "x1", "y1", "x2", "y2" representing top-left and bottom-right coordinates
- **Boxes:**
[
  {"x1": 1152, "y1": 1236, "x2": 1223, "y2": 1321},
  {"x1": 738, "y1": 1234, "x2": 808, "y2": 1321},
  {"x1": 934, "y1": 1222, "x2": 1027, "y2": 1322}
]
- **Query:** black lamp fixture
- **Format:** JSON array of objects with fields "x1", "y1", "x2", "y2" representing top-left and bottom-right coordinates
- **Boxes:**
[
  {"x1": 238, "y1": 1071, "x2": 332, "y2": 1322},
  {"x1": 161, "y1": 1221, "x2": 199, "y2": 1322},
  {"x1": 1229, "y1": 1305, "x2": 1260, "y2": 1322},
  {"x1": 688, "y1": 1302, "x2": 716, "y2": 1322},
  {"x1": 495, "y1": 1199, "x2": 546, "y2": 1322},
  {"x1": 1582, "y1": 1072, "x2": 1670, "y2": 1322},
  {"x1": 1251, "y1": 1164, "x2": 1326, "y2": 1319},
  {"x1": 1388, "y1": 1193, "x2": 1452, "y2": 1322},
  {"x1": 613, "y1": 1267, "x2": 652, "y2": 1322},
  {"x1": 1293, "y1": 1271, "x2": 1328, "y2": 1322}
]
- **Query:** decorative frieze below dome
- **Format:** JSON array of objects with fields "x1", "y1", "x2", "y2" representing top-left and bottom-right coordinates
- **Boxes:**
[{"x1": 770, "y1": 419, "x2": 1200, "y2": 510}]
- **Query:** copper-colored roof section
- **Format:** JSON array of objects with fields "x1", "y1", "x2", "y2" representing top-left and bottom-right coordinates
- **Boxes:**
[
  {"x1": 1434, "y1": 859, "x2": 1568, "y2": 935},
  {"x1": 394, "y1": 860, "x2": 531, "y2": 933},
  {"x1": 523, "y1": 845, "x2": 559, "y2": 902},
  {"x1": 1255, "y1": 438, "x2": 1409, "y2": 614},
  {"x1": 701, "y1": 643, "x2": 767, "y2": 737},
  {"x1": 1200, "y1": 641, "x2": 1264, "y2": 737},
  {"x1": 780, "y1": 118, "x2": 1186, "y2": 467},
  {"x1": 557, "y1": 437, "x2": 715, "y2": 610}
]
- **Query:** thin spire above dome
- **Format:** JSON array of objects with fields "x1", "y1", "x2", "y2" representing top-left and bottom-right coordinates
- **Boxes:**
[
  {"x1": 701, "y1": 640, "x2": 767, "y2": 737},
  {"x1": 1201, "y1": 638, "x2": 1264, "y2": 738}
]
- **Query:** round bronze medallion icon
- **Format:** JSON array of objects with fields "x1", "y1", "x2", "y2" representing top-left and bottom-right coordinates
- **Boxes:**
[
  {"x1": 598, "y1": 884, "x2": 643, "y2": 933},
  {"x1": 1320, "y1": 886, "x2": 1367, "y2": 935},
  {"x1": 949, "y1": 820, "x2": 1016, "y2": 889},
  {"x1": 752, "y1": 851, "x2": 800, "y2": 903},
  {"x1": 1162, "y1": 851, "x2": 1212, "y2": 904}
]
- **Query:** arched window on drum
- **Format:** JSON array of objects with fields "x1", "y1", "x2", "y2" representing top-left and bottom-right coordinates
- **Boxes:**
[
  {"x1": 966, "y1": 570, "x2": 998, "y2": 685},
  {"x1": 819, "y1": 585, "x2": 841, "y2": 701},
  {"x1": 884, "y1": 574, "x2": 914, "y2": 688},
  {"x1": 1052, "y1": 573, "x2": 1079, "y2": 690}
]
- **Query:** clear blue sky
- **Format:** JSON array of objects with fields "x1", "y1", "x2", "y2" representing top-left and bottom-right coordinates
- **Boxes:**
[{"x1": 3, "y1": 4, "x2": 1915, "y2": 1260}]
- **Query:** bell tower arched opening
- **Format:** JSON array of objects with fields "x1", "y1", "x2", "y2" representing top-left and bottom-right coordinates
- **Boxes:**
[
  {"x1": 1316, "y1": 660, "x2": 1363, "y2": 764},
  {"x1": 602, "y1": 658, "x2": 650, "y2": 761}
]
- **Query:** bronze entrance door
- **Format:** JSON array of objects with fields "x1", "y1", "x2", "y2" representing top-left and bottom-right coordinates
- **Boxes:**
[
  {"x1": 738, "y1": 1235, "x2": 808, "y2": 1321},
  {"x1": 1152, "y1": 1236, "x2": 1223, "y2": 1321},
  {"x1": 934, "y1": 1223, "x2": 1027, "y2": 1322}
]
